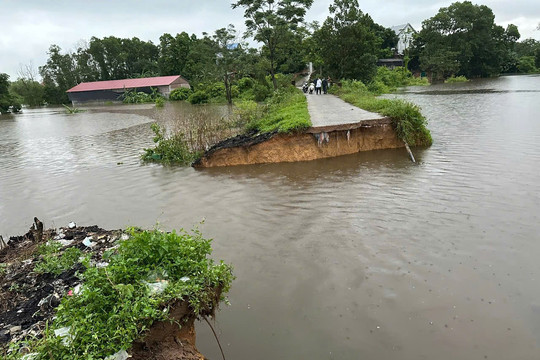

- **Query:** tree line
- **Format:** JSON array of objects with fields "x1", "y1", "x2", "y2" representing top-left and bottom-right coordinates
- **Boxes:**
[{"x1": 1, "y1": 0, "x2": 539, "y2": 112}]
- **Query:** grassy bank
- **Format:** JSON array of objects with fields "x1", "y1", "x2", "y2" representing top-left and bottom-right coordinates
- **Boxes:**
[
  {"x1": 330, "y1": 77, "x2": 433, "y2": 147},
  {"x1": 241, "y1": 86, "x2": 311, "y2": 133},
  {"x1": 142, "y1": 84, "x2": 310, "y2": 165},
  {"x1": 3, "y1": 227, "x2": 233, "y2": 360}
]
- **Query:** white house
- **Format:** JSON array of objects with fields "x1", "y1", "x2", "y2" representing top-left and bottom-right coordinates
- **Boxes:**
[{"x1": 391, "y1": 23, "x2": 416, "y2": 55}]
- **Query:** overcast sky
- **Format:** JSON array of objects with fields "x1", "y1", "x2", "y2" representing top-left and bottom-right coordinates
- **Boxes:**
[{"x1": 1, "y1": 0, "x2": 539, "y2": 79}]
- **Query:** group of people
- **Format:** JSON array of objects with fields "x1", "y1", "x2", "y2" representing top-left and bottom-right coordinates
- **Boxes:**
[{"x1": 303, "y1": 76, "x2": 332, "y2": 95}]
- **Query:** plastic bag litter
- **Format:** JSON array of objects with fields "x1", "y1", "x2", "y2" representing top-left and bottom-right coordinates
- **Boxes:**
[
  {"x1": 68, "y1": 221, "x2": 76, "y2": 229},
  {"x1": 54, "y1": 326, "x2": 72, "y2": 345},
  {"x1": 105, "y1": 350, "x2": 130, "y2": 360},
  {"x1": 145, "y1": 280, "x2": 169, "y2": 294},
  {"x1": 21, "y1": 354, "x2": 38, "y2": 360},
  {"x1": 58, "y1": 239, "x2": 73, "y2": 246},
  {"x1": 82, "y1": 237, "x2": 95, "y2": 248},
  {"x1": 120, "y1": 233, "x2": 129, "y2": 241}
]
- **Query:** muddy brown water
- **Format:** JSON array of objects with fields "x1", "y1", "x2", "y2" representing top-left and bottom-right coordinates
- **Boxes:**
[{"x1": 1, "y1": 75, "x2": 539, "y2": 359}]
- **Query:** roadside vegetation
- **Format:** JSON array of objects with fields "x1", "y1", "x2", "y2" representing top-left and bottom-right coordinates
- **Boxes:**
[
  {"x1": 329, "y1": 68, "x2": 433, "y2": 147},
  {"x1": 142, "y1": 78, "x2": 311, "y2": 165},
  {"x1": 3, "y1": 228, "x2": 233, "y2": 360}
]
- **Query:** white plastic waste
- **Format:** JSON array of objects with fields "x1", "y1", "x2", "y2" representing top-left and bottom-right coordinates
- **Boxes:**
[
  {"x1": 21, "y1": 353, "x2": 38, "y2": 360},
  {"x1": 54, "y1": 326, "x2": 72, "y2": 345},
  {"x1": 145, "y1": 280, "x2": 169, "y2": 294},
  {"x1": 105, "y1": 350, "x2": 130, "y2": 360},
  {"x1": 180, "y1": 276, "x2": 190, "y2": 282},
  {"x1": 58, "y1": 239, "x2": 73, "y2": 246},
  {"x1": 68, "y1": 221, "x2": 76, "y2": 229},
  {"x1": 120, "y1": 233, "x2": 129, "y2": 241},
  {"x1": 82, "y1": 237, "x2": 94, "y2": 248}
]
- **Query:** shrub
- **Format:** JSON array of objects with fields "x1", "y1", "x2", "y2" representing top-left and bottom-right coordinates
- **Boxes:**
[
  {"x1": 236, "y1": 77, "x2": 254, "y2": 91},
  {"x1": 444, "y1": 75, "x2": 469, "y2": 83},
  {"x1": 188, "y1": 90, "x2": 210, "y2": 105},
  {"x1": 154, "y1": 97, "x2": 165, "y2": 108},
  {"x1": 332, "y1": 80, "x2": 432, "y2": 147},
  {"x1": 230, "y1": 85, "x2": 240, "y2": 98},
  {"x1": 142, "y1": 123, "x2": 198, "y2": 165},
  {"x1": 253, "y1": 83, "x2": 271, "y2": 102},
  {"x1": 207, "y1": 82, "x2": 225, "y2": 98},
  {"x1": 169, "y1": 87, "x2": 192, "y2": 101}
]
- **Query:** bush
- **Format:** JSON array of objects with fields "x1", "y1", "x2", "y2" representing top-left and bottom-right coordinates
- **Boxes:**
[
  {"x1": 154, "y1": 97, "x2": 165, "y2": 108},
  {"x1": 332, "y1": 80, "x2": 432, "y2": 147},
  {"x1": 444, "y1": 75, "x2": 469, "y2": 83},
  {"x1": 207, "y1": 82, "x2": 225, "y2": 98},
  {"x1": 169, "y1": 87, "x2": 192, "y2": 101},
  {"x1": 142, "y1": 123, "x2": 198, "y2": 165},
  {"x1": 253, "y1": 83, "x2": 271, "y2": 102},
  {"x1": 236, "y1": 77, "x2": 254, "y2": 91},
  {"x1": 188, "y1": 90, "x2": 210, "y2": 105}
]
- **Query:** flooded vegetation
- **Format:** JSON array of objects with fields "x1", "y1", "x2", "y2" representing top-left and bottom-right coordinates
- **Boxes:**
[{"x1": 1, "y1": 75, "x2": 540, "y2": 359}]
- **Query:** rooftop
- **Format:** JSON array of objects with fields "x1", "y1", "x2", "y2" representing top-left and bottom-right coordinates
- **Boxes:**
[{"x1": 67, "y1": 75, "x2": 183, "y2": 93}]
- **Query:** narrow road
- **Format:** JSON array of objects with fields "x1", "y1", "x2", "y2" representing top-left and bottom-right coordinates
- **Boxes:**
[{"x1": 305, "y1": 92, "x2": 385, "y2": 128}]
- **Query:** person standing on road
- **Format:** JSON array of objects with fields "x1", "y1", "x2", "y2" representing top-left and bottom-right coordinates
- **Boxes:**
[
  {"x1": 322, "y1": 77, "x2": 328, "y2": 94},
  {"x1": 316, "y1": 77, "x2": 322, "y2": 95}
]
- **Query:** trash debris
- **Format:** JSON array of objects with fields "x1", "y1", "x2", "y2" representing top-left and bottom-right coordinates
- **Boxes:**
[
  {"x1": 180, "y1": 276, "x2": 190, "y2": 282},
  {"x1": 121, "y1": 233, "x2": 129, "y2": 241},
  {"x1": 54, "y1": 326, "x2": 72, "y2": 345},
  {"x1": 21, "y1": 353, "x2": 39, "y2": 360},
  {"x1": 145, "y1": 280, "x2": 169, "y2": 295},
  {"x1": 82, "y1": 236, "x2": 95, "y2": 248},
  {"x1": 68, "y1": 221, "x2": 76, "y2": 229},
  {"x1": 105, "y1": 349, "x2": 130, "y2": 360},
  {"x1": 1, "y1": 220, "x2": 124, "y2": 346}
]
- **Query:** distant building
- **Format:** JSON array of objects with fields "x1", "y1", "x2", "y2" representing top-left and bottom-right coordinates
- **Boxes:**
[
  {"x1": 391, "y1": 23, "x2": 416, "y2": 55},
  {"x1": 66, "y1": 75, "x2": 190, "y2": 105},
  {"x1": 376, "y1": 58, "x2": 404, "y2": 69}
]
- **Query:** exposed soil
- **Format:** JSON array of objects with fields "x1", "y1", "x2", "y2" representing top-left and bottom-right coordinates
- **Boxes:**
[
  {"x1": 0, "y1": 220, "x2": 210, "y2": 359},
  {"x1": 194, "y1": 120, "x2": 404, "y2": 167}
]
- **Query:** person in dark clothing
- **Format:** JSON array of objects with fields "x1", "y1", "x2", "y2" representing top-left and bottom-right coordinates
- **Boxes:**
[{"x1": 322, "y1": 78, "x2": 328, "y2": 94}]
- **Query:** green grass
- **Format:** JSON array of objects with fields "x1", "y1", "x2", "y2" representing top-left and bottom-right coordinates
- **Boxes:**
[
  {"x1": 5, "y1": 228, "x2": 233, "y2": 360},
  {"x1": 34, "y1": 242, "x2": 83, "y2": 276},
  {"x1": 331, "y1": 80, "x2": 433, "y2": 146},
  {"x1": 243, "y1": 86, "x2": 311, "y2": 133}
]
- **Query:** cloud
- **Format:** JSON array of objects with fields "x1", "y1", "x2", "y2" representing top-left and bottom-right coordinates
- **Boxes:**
[{"x1": 1, "y1": 0, "x2": 538, "y2": 79}]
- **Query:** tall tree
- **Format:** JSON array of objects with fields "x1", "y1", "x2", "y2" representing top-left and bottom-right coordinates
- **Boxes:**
[
  {"x1": 312, "y1": 0, "x2": 381, "y2": 82},
  {"x1": 232, "y1": 0, "x2": 314, "y2": 90},
  {"x1": 0, "y1": 73, "x2": 21, "y2": 113},
  {"x1": 415, "y1": 1, "x2": 510, "y2": 79},
  {"x1": 213, "y1": 25, "x2": 242, "y2": 104}
]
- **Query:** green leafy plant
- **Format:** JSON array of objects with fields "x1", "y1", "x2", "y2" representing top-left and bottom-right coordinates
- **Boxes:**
[
  {"x1": 34, "y1": 242, "x2": 83, "y2": 276},
  {"x1": 7, "y1": 228, "x2": 233, "y2": 359},
  {"x1": 169, "y1": 87, "x2": 192, "y2": 101},
  {"x1": 62, "y1": 104, "x2": 84, "y2": 114},
  {"x1": 332, "y1": 80, "x2": 432, "y2": 146},
  {"x1": 142, "y1": 123, "x2": 199, "y2": 165},
  {"x1": 444, "y1": 75, "x2": 469, "y2": 83},
  {"x1": 187, "y1": 90, "x2": 210, "y2": 104}
]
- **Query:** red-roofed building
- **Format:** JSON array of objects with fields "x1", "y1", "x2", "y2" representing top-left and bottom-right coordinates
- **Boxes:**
[{"x1": 66, "y1": 75, "x2": 190, "y2": 105}]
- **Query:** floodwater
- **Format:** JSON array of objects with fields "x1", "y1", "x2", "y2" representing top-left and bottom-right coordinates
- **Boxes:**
[{"x1": 1, "y1": 75, "x2": 539, "y2": 359}]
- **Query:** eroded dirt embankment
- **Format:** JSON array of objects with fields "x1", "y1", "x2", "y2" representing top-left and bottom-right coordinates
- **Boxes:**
[{"x1": 194, "y1": 119, "x2": 403, "y2": 167}]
